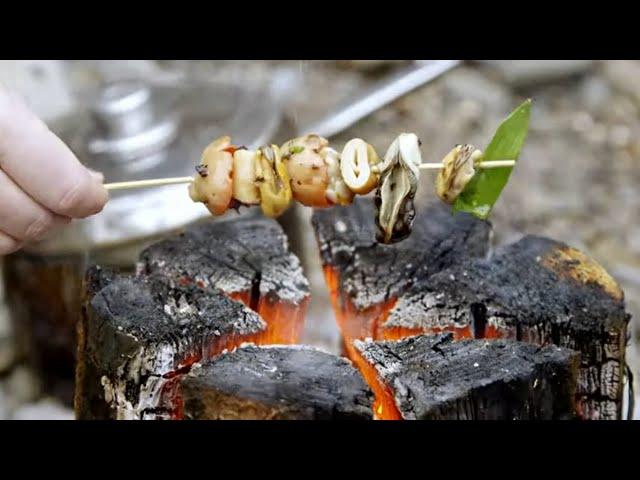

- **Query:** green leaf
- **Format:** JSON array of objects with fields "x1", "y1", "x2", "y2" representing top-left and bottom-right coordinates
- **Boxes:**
[{"x1": 453, "y1": 99, "x2": 532, "y2": 219}]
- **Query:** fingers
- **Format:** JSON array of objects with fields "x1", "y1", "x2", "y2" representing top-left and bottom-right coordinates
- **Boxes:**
[
  {"x1": 0, "y1": 169, "x2": 71, "y2": 242},
  {"x1": 0, "y1": 87, "x2": 109, "y2": 218},
  {"x1": 0, "y1": 231, "x2": 20, "y2": 255}
]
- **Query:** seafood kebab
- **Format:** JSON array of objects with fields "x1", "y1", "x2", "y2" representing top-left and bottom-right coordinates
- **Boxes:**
[
  {"x1": 103, "y1": 100, "x2": 530, "y2": 244},
  {"x1": 187, "y1": 133, "x2": 493, "y2": 244}
]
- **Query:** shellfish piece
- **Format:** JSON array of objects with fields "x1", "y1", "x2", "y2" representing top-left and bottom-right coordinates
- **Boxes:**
[
  {"x1": 436, "y1": 144, "x2": 483, "y2": 204},
  {"x1": 188, "y1": 136, "x2": 234, "y2": 215},
  {"x1": 453, "y1": 99, "x2": 531, "y2": 219},
  {"x1": 255, "y1": 144, "x2": 292, "y2": 218},
  {"x1": 311, "y1": 198, "x2": 492, "y2": 362},
  {"x1": 374, "y1": 133, "x2": 422, "y2": 244},
  {"x1": 339, "y1": 138, "x2": 381, "y2": 195},
  {"x1": 232, "y1": 148, "x2": 261, "y2": 205},
  {"x1": 281, "y1": 134, "x2": 332, "y2": 208},
  {"x1": 325, "y1": 146, "x2": 355, "y2": 206}
]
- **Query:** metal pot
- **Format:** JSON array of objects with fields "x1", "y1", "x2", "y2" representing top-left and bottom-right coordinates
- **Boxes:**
[{"x1": 3, "y1": 68, "x2": 286, "y2": 404}]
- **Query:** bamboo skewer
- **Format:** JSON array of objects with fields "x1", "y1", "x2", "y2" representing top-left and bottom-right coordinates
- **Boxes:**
[
  {"x1": 104, "y1": 176, "x2": 195, "y2": 191},
  {"x1": 419, "y1": 160, "x2": 516, "y2": 170},
  {"x1": 103, "y1": 161, "x2": 516, "y2": 192}
]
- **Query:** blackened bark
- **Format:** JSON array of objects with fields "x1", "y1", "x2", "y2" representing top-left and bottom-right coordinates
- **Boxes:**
[
  {"x1": 139, "y1": 217, "x2": 310, "y2": 344},
  {"x1": 181, "y1": 345, "x2": 373, "y2": 420},
  {"x1": 139, "y1": 216, "x2": 309, "y2": 306},
  {"x1": 355, "y1": 333, "x2": 579, "y2": 420},
  {"x1": 382, "y1": 235, "x2": 630, "y2": 419},
  {"x1": 75, "y1": 268, "x2": 265, "y2": 420},
  {"x1": 312, "y1": 198, "x2": 492, "y2": 311}
]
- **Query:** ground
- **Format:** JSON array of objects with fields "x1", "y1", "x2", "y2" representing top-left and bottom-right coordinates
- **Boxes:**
[{"x1": 0, "y1": 60, "x2": 637, "y2": 419}]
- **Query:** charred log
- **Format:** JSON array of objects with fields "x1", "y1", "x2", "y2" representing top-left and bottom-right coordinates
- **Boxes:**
[
  {"x1": 311, "y1": 198, "x2": 492, "y2": 358},
  {"x1": 354, "y1": 333, "x2": 579, "y2": 420},
  {"x1": 139, "y1": 217, "x2": 310, "y2": 344},
  {"x1": 75, "y1": 267, "x2": 266, "y2": 420},
  {"x1": 381, "y1": 235, "x2": 630, "y2": 420},
  {"x1": 181, "y1": 345, "x2": 373, "y2": 420},
  {"x1": 3, "y1": 252, "x2": 86, "y2": 405}
]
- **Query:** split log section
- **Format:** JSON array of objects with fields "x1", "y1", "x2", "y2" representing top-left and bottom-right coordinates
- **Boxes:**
[
  {"x1": 312, "y1": 198, "x2": 492, "y2": 360},
  {"x1": 312, "y1": 201, "x2": 631, "y2": 420},
  {"x1": 139, "y1": 217, "x2": 310, "y2": 344},
  {"x1": 76, "y1": 217, "x2": 310, "y2": 419},
  {"x1": 181, "y1": 344, "x2": 373, "y2": 420},
  {"x1": 354, "y1": 333, "x2": 579, "y2": 420}
]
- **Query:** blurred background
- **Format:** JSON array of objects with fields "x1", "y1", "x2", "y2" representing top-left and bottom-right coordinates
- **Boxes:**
[{"x1": 0, "y1": 60, "x2": 637, "y2": 419}]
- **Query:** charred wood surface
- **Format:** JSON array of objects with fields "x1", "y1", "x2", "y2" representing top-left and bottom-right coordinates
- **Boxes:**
[
  {"x1": 139, "y1": 217, "x2": 310, "y2": 343},
  {"x1": 75, "y1": 267, "x2": 266, "y2": 420},
  {"x1": 312, "y1": 199, "x2": 492, "y2": 311},
  {"x1": 311, "y1": 198, "x2": 492, "y2": 356},
  {"x1": 354, "y1": 333, "x2": 579, "y2": 420},
  {"x1": 181, "y1": 345, "x2": 373, "y2": 420},
  {"x1": 382, "y1": 235, "x2": 630, "y2": 419}
]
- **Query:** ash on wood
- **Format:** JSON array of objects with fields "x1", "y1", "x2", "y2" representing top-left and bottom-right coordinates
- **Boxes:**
[
  {"x1": 311, "y1": 198, "x2": 492, "y2": 357},
  {"x1": 354, "y1": 333, "x2": 579, "y2": 420},
  {"x1": 75, "y1": 266, "x2": 266, "y2": 420},
  {"x1": 181, "y1": 345, "x2": 373, "y2": 419},
  {"x1": 139, "y1": 217, "x2": 310, "y2": 344},
  {"x1": 382, "y1": 235, "x2": 630, "y2": 420}
]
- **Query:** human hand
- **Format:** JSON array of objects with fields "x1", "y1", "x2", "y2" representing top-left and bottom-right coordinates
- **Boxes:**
[{"x1": 0, "y1": 84, "x2": 108, "y2": 254}]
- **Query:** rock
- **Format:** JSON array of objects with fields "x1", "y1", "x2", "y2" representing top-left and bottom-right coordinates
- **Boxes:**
[
  {"x1": 6, "y1": 365, "x2": 41, "y2": 405},
  {"x1": 481, "y1": 60, "x2": 594, "y2": 87},
  {"x1": 603, "y1": 60, "x2": 640, "y2": 105},
  {"x1": 443, "y1": 67, "x2": 512, "y2": 112},
  {"x1": 11, "y1": 398, "x2": 74, "y2": 420},
  {"x1": 580, "y1": 76, "x2": 613, "y2": 114},
  {"x1": 335, "y1": 60, "x2": 410, "y2": 72}
]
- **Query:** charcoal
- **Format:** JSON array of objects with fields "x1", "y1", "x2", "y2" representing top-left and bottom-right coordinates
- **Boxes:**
[
  {"x1": 311, "y1": 198, "x2": 491, "y2": 357},
  {"x1": 75, "y1": 267, "x2": 266, "y2": 420},
  {"x1": 139, "y1": 216, "x2": 310, "y2": 344},
  {"x1": 381, "y1": 235, "x2": 630, "y2": 419},
  {"x1": 181, "y1": 344, "x2": 373, "y2": 420},
  {"x1": 354, "y1": 333, "x2": 579, "y2": 420}
]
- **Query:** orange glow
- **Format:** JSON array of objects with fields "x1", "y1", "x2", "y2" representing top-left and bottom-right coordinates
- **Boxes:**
[
  {"x1": 323, "y1": 265, "x2": 396, "y2": 350},
  {"x1": 323, "y1": 266, "x2": 512, "y2": 420},
  {"x1": 381, "y1": 326, "x2": 427, "y2": 341},
  {"x1": 351, "y1": 345, "x2": 402, "y2": 420},
  {"x1": 173, "y1": 275, "x2": 307, "y2": 345},
  {"x1": 324, "y1": 266, "x2": 404, "y2": 420},
  {"x1": 229, "y1": 291, "x2": 308, "y2": 344},
  {"x1": 159, "y1": 282, "x2": 307, "y2": 419},
  {"x1": 381, "y1": 325, "x2": 474, "y2": 341},
  {"x1": 162, "y1": 326, "x2": 262, "y2": 419}
]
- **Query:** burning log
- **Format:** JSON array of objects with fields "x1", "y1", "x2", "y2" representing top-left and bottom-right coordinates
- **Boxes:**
[
  {"x1": 181, "y1": 345, "x2": 373, "y2": 419},
  {"x1": 381, "y1": 235, "x2": 630, "y2": 420},
  {"x1": 75, "y1": 266, "x2": 266, "y2": 420},
  {"x1": 311, "y1": 198, "x2": 492, "y2": 359},
  {"x1": 353, "y1": 333, "x2": 580, "y2": 420},
  {"x1": 139, "y1": 216, "x2": 309, "y2": 344},
  {"x1": 3, "y1": 252, "x2": 86, "y2": 404}
]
